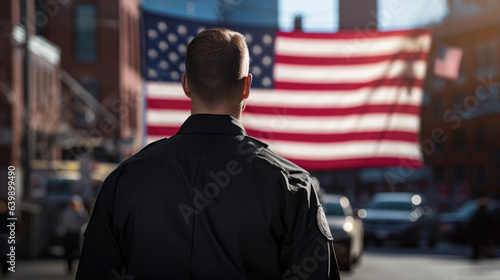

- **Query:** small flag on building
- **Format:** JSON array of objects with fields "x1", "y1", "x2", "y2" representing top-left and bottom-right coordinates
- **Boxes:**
[{"x1": 434, "y1": 45, "x2": 463, "y2": 80}]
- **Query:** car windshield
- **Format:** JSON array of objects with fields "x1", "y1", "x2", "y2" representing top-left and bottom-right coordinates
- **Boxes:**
[
  {"x1": 456, "y1": 200, "x2": 500, "y2": 217},
  {"x1": 367, "y1": 201, "x2": 413, "y2": 211},
  {"x1": 455, "y1": 201, "x2": 478, "y2": 217},
  {"x1": 324, "y1": 202, "x2": 344, "y2": 216}
]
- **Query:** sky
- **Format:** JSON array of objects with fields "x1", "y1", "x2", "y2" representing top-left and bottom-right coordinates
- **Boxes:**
[{"x1": 279, "y1": 0, "x2": 449, "y2": 32}]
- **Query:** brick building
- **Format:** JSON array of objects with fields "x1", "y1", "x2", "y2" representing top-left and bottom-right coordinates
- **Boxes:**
[
  {"x1": 0, "y1": 0, "x2": 62, "y2": 199},
  {"x1": 39, "y1": 0, "x2": 142, "y2": 162},
  {"x1": 421, "y1": 0, "x2": 500, "y2": 208}
]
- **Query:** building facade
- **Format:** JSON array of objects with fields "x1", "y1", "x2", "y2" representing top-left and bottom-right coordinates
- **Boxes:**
[
  {"x1": 338, "y1": 0, "x2": 377, "y2": 30},
  {"x1": 421, "y1": 0, "x2": 500, "y2": 208},
  {"x1": 0, "y1": 0, "x2": 62, "y2": 199},
  {"x1": 142, "y1": 0, "x2": 278, "y2": 27},
  {"x1": 39, "y1": 0, "x2": 142, "y2": 162}
]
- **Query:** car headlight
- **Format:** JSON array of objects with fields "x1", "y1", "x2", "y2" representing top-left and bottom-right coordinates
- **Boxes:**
[
  {"x1": 343, "y1": 216, "x2": 355, "y2": 232},
  {"x1": 408, "y1": 211, "x2": 420, "y2": 222},
  {"x1": 343, "y1": 221, "x2": 353, "y2": 232},
  {"x1": 408, "y1": 207, "x2": 423, "y2": 222},
  {"x1": 358, "y1": 209, "x2": 367, "y2": 219}
]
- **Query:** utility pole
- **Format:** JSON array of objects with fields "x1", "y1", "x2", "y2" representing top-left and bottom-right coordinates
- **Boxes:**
[
  {"x1": 294, "y1": 15, "x2": 302, "y2": 31},
  {"x1": 338, "y1": 0, "x2": 377, "y2": 30},
  {"x1": 21, "y1": 0, "x2": 32, "y2": 199}
]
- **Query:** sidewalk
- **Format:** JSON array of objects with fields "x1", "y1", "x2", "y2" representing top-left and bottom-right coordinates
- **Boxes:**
[{"x1": 3, "y1": 259, "x2": 77, "y2": 280}]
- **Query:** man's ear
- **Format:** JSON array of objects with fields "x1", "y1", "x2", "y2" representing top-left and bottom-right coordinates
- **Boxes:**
[
  {"x1": 182, "y1": 73, "x2": 191, "y2": 99},
  {"x1": 242, "y1": 74, "x2": 252, "y2": 100}
]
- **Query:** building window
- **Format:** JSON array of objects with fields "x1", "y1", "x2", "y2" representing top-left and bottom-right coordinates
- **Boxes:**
[
  {"x1": 75, "y1": 4, "x2": 98, "y2": 61},
  {"x1": 435, "y1": 142, "x2": 445, "y2": 153},
  {"x1": 453, "y1": 92, "x2": 466, "y2": 106},
  {"x1": 488, "y1": 85, "x2": 499, "y2": 102},
  {"x1": 475, "y1": 42, "x2": 488, "y2": 70},
  {"x1": 454, "y1": 47, "x2": 468, "y2": 86},
  {"x1": 474, "y1": 165, "x2": 487, "y2": 186},
  {"x1": 432, "y1": 77, "x2": 445, "y2": 90},
  {"x1": 75, "y1": 78, "x2": 99, "y2": 126},
  {"x1": 453, "y1": 165, "x2": 466, "y2": 183},
  {"x1": 431, "y1": 94, "x2": 445, "y2": 120},
  {"x1": 433, "y1": 166, "x2": 445, "y2": 185},
  {"x1": 475, "y1": 40, "x2": 499, "y2": 76},
  {"x1": 454, "y1": 130, "x2": 466, "y2": 151},
  {"x1": 495, "y1": 164, "x2": 500, "y2": 185},
  {"x1": 475, "y1": 127, "x2": 486, "y2": 150},
  {"x1": 476, "y1": 84, "x2": 499, "y2": 102},
  {"x1": 35, "y1": 3, "x2": 47, "y2": 36},
  {"x1": 488, "y1": 40, "x2": 499, "y2": 73}
]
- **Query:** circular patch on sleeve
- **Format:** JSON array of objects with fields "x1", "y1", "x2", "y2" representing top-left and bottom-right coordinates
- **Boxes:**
[{"x1": 317, "y1": 206, "x2": 333, "y2": 241}]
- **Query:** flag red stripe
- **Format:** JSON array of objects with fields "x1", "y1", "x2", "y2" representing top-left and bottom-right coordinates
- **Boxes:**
[
  {"x1": 287, "y1": 157, "x2": 422, "y2": 171},
  {"x1": 147, "y1": 125, "x2": 418, "y2": 144},
  {"x1": 275, "y1": 52, "x2": 428, "y2": 66},
  {"x1": 147, "y1": 126, "x2": 180, "y2": 136},
  {"x1": 274, "y1": 78, "x2": 424, "y2": 91},
  {"x1": 245, "y1": 130, "x2": 418, "y2": 143},
  {"x1": 148, "y1": 99, "x2": 190, "y2": 110},
  {"x1": 245, "y1": 104, "x2": 420, "y2": 117},
  {"x1": 276, "y1": 29, "x2": 430, "y2": 40},
  {"x1": 148, "y1": 99, "x2": 420, "y2": 117}
]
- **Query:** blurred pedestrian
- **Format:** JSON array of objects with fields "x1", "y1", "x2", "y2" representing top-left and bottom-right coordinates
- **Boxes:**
[
  {"x1": 469, "y1": 197, "x2": 495, "y2": 260},
  {"x1": 76, "y1": 27, "x2": 340, "y2": 279},
  {"x1": 59, "y1": 195, "x2": 88, "y2": 274},
  {"x1": 0, "y1": 199, "x2": 9, "y2": 276}
]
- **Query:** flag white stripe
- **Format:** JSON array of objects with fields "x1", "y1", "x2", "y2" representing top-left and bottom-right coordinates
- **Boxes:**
[
  {"x1": 147, "y1": 83, "x2": 423, "y2": 108},
  {"x1": 147, "y1": 110, "x2": 420, "y2": 134},
  {"x1": 147, "y1": 110, "x2": 190, "y2": 126},
  {"x1": 275, "y1": 35, "x2": 431, "y2": 57},
  {"x1": 274, "y1": 60, "x2": 427, "y2": 83},
  {"x1": 242, "y1": 113, "x2": 419, "y2": 134},
  {"x1": 266, "y1": 140, "x2": 422, "y2": 160},
  {"x1": 147, "y1": 82, "x2": 185, "y2": 98},
  {"x1": 146, "y1": 136, "x2": 166, "y2": 143},
  {"x1": 249, "y1": 87, "x2": 423, "y2": 108}
]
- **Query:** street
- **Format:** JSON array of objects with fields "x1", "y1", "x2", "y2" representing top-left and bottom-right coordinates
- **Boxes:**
[
  {"x1": 343, "y1": 253, "x2": 500, "y2": 280},
  {"x1": 4, "y1": 242, "x2": 499, "y2": 279},
  {"x1": 342, "y1": 242, "x2": 500, "y2": 280}
]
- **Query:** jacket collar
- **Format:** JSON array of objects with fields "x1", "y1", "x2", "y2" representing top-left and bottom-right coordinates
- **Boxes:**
[{"x1": 177, "y1": 114, "x2": 247, "y2": 136}]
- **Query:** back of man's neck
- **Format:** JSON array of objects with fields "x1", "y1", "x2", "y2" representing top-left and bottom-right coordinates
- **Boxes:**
[{"x1": 191, "y1": 107, "x2": 241, "y2": 121}]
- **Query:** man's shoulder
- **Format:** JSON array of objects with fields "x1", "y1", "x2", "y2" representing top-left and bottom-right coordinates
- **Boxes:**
[
  {"x1": 239, "y1": 136, "x2": 299, "y2": 169},
  {"x1": 103, "y1": 137, "x2": 170, "y2": 181},
  {"x1": 242, "y1": 136, "x2": 312, "y2": 195}
]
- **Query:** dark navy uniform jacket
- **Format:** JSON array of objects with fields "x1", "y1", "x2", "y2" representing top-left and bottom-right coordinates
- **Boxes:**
[{"x1": 76, "y1": 114, "x2": 341, "y2": 280}]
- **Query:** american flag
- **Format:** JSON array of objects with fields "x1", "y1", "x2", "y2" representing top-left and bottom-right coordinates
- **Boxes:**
[
  {"x1": 143, "y1": 11, "x2": 432, "y2": 170},
  {"x1": 434, "y1": 45, "x2": 463, "y2": 80}
]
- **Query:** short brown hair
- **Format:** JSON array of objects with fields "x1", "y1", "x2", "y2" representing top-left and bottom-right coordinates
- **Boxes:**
[{"x1": 185, "y1": 28, "x2": 249, "y2": 107}]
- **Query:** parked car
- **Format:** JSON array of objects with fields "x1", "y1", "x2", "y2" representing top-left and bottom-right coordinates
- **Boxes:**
[
  {"x1": 360, "y1": 192, "x2": 438, "y2": 247},
  {"x1": 438, "y1": 199, "x2": 500, "y2": 244},
  {"x1": 322, "y1": 194, "x2": 364, "y2": 271}
]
